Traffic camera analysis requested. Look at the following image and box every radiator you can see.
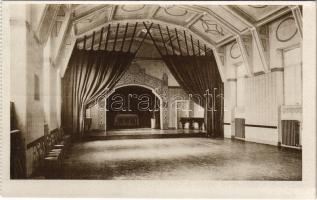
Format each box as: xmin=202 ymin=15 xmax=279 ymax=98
xmin=235 ymin=118 xmax=245 ymax=139
xmin=281 ymin=120 xmax=300 ymax=147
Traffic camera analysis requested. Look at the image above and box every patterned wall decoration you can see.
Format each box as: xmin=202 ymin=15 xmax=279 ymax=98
xmin=230 ymin=42 xmax=241 ymax=59
xmin=111 ymin=63 xmax=169 ymax=129
xmin=280 ymin=105 xmax=302 ymax=121
xmin=200 ymin=18 xmax=225 ymax=37
xmin=121 ymin=5 xmax=145 ymax=12
xmin=164 ymin=5 xmax=188 ymax=17
xmin=276 ymin=17 xmax=298 ymax=42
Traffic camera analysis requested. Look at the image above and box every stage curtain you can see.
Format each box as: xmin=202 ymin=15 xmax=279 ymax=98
xmin=162 ymin=54 xmax=224 ymax=137
xmin=62 ymin=48 xmax=135 ymax=138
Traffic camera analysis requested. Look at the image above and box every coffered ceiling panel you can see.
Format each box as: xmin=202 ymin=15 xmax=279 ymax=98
xmin=114 ymin=4 xmax=152 ymax=20
xmin=191 ymin=16 xmax=232 ymax=43
xmin=74 ymin=6 xmax=112 ymax=35
xmin=153 ymin=6 xmax=197 ymax=26
xmin=73 ymin=5 xmax=110 ymax=18
xmin=70 ymin=4 xmax=294 ymax=48
xmin=203 ymin=5 xmax=250 ymax=33
xmin=233 ymin=5 xmax=286 ymax=22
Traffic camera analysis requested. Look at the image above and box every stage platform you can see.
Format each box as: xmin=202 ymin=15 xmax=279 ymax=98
xmin=85 ymin=128 xmax=207 ymax=140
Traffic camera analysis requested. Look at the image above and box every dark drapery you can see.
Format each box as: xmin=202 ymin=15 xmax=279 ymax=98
xmin=141 ymin=22 xmax=224 ymax=137
xmin=62 ymin=49 xmax=135 ymax=137
xmin=162 ymin=54 xmax=224 ymax=137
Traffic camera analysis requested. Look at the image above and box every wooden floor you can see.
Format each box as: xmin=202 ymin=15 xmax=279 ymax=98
xmin=59 ymin=130 xmax=302 ymax=180
xmin=86 ymin=128 xmax=204 ymax=140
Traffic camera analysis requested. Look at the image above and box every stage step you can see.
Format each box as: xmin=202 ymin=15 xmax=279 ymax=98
xmin=84 ymin=133 xmax=207 ymax=141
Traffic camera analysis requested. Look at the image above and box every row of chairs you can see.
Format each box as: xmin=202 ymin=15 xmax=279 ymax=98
xmin=43 ymin=128 xmax=71 ymax=179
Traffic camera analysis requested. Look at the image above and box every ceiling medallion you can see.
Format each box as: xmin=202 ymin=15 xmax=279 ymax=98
xmin=230 ymin=42 xmax=241 ymax=59
xmin=200 ymin=19 xmax=225 ymax=37
xmin=164 ymin=5 xmax=188 ymax=17
xmin=248 ymin=5 xmax=268 ymax=8
xmin=121 ymin=5 xmax=145 ymax=12
xmin=276 ymin=17 xmax=298 ymax=42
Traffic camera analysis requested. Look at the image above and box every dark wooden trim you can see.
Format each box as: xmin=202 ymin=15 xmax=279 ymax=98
xmin=50 ymin=128 xmax=59 ymax=133
xmin=223 ymin=122 xmax=231 ymax=125
xmin=184 ymin=30 xmax=189 ymax=56
xmin=144 ymin=22 xmax=164 ymax=57
xmin=158 ymin=24 xmax=168 ymax=55
xmin=26 ymin=128 xmax=60 ymax=149
xmin=105 ymin=24 xmax=111 ymax=51
xmin=83 ymin=35 xmax=86 ymax=50
xmin=27 ymin=136 xmax=45 ymax=149
xmin=98 ymin=27 xmax=104 ymax=50
xmin=271 ymin=68 xmax=284 ymax=72
xmin=113 ymin=23 xmax=120 ymax=51
xmin=253 ymin=71 xmax=265 ymax=76
xmin=135 ymin=23 xmax=153 ymax=53
xmin=120 ymin=23 xmax=129 ymax=51
xmin=190 ymin=35 xmax=195 ymax=56
xmin=90 ymin=31 xmax=95 ymax=50
xmin=197 ymin=40 xmax=201 ymax=55
xmin=166 ymin=26 xmax=175 ymax=55
xmin=168 ymin=127 xmax=176 ymax=130
xmin=128 ymin=22 xmax=138 ymax=53
xmin=175 ymin=28 xmax=182 ymax=56
xmin=227 ymin=78 xmax=237 ymax=82
xmin=245 ymin=124 xmax=278 ymax=129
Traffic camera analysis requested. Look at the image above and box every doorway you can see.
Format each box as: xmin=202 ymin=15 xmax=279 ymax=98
xmin=106 ymin=85 xmax=160 ymax=130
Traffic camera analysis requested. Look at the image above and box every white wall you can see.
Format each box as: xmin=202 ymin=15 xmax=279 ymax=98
xmin=222 ymin=13 xmax=302 ymax=145
xmin=10 ymin=4 xmax=66 ymax=176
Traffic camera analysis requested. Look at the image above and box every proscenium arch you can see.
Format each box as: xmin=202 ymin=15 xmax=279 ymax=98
xmin=104 ymin=83 xmax=165 ymax=130
xmin=61 ymin=19 xmax=223 ymax=80
xmin=75 ymin=19 xmax=217 ymax=47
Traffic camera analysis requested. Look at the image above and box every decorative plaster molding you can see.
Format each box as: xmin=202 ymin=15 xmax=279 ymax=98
xmin=72 ymin=5 xmax=112 ymax=23
xmin=280 ymin=105 xmax=302 ymax=121
xmin=236 ymin=35 xmax=253 ymax=76
xmin=250 ymin=27 xmax=269 ymax=73
xmin=185 ymin=5 xmax=242 ymax=35
xmin=184 ymin=13 xmax=205 ymax=29
xmin=290 ymin=6 xmax=303 ymax=38
xmin=164 ymin=6 xmax=188 ymax=17
xmin=200 ymin=18 xmax=225 ymax=37
xmin=121 ymin=5 xmax=145 ymax=12
xmin=230 ymin=42 xmax=241 ymax=59
xmin=36 ymin=5 xmax=61 ymax=45
xmin=212 ymin=48 xmax=226 ymax=82
xmin=256 ymin=7 xmax=292 ymax=27
xmin=276 ymin=17 xmax=298 ymax=42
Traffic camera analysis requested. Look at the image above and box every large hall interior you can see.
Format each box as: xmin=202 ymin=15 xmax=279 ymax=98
xmin=9 ymin=4 xmax=303 ymax=180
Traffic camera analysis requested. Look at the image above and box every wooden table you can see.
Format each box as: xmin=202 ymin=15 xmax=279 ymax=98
xmin=180 ymin=117 xmax=204 ymax=130
xmin=114 ymin=114 xmax=139 ymax=128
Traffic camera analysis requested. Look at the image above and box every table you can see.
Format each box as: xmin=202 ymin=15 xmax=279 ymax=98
xmin=180 ymin=117 xmax=204 ymax=130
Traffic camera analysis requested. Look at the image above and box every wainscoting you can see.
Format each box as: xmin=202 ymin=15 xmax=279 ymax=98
xmin=245 ymin=126 xmax=279 ymax=146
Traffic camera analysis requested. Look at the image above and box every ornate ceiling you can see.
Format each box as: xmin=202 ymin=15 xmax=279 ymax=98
xmin=70 ymin=4 xmax=292 ymax=49
xmin=41 ymin=4 xmax=299 ymax=77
